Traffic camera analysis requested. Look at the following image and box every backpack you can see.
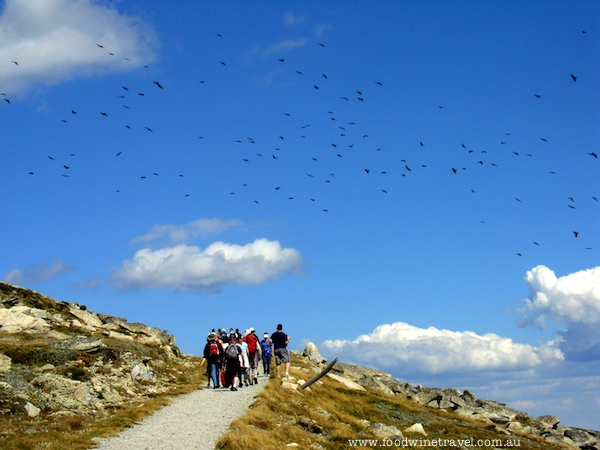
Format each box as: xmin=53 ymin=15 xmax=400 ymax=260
xmin=246 ymin=334 xmax=259 ymax=354
xmin=209 ymin=341 xmax=220 ymax=356
xmin=225 ymin=343 xmax=240 ymax=360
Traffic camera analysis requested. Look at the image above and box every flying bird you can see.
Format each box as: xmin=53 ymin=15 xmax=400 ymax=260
xmin=588 ymin=152 xmax=598 ymax=158
xmin=571 ymin=74 xmax=577 ymax=82
xmin=574 ymin=231 xmax=579 ymax=238
xmin=153 ymin=81 xmax=163 ymax=89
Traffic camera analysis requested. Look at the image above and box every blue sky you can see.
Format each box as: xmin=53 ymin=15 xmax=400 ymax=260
xmin=1 ymin=0 xmax=599 ymax=430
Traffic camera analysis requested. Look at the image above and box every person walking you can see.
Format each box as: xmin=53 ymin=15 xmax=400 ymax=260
xmin=270 ymin=324 xmax=290 ymax=378
xmin=223 ymin=335 xmax=242 ymax=391
xmin=245 ymin=328 xmax=260 ymax=384
xmin=200 ymin=333 xmax=223 ymax=388
xmin=260 ymin=332 xmax=273 ymax=376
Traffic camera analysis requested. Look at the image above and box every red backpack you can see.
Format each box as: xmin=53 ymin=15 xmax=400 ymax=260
xmin=246 ymin=334 xmax=259 ymax=355
xmin=209 ymin=341 xmax=221 ymax=356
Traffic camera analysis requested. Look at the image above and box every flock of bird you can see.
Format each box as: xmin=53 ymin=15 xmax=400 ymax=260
xmin=2 ymin=29 xmax=597 ymax=258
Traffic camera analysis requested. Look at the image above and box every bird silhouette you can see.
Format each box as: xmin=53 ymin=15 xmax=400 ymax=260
xmin=153 ymin=81 xmax=163 ymax=89
xmin=571 ymin=74 xmax=577 ymax=82
xmin=574 ymin=231 xmax=579 ymax=237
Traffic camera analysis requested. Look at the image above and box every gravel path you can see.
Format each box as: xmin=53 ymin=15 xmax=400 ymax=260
xmin=92 ymin=376 xmax=266 ymax=450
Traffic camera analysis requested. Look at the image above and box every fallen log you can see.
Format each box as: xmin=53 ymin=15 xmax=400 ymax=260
xmin=300 ymin=357 xmax=338 ymax=389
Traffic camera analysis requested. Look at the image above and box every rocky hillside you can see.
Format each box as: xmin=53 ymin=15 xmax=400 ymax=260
xmin=0 ymin=281 xmax=198 ymax=422
xmin=290 ymin=343 xmax=600 ymax=450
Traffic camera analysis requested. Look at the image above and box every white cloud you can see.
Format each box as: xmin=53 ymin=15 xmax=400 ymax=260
xmin=71 ymin=276 xmax=102 ymax=290
xmin=132 ymin=218 xmax=245 ymax=245
xmin=3 ymin=258 xmax=76 ymax=284
xmin=111 ymin=238 xmax=304 ymax=293
xmin=283 ymin=12 xmax=305 ymax=26
xmin=518 ymin=266 xmax=600 ymax=361
xmin=0 ymin=0 xmax=157 ymax=94
xmin=263 ymin=38 xmax=307 ymax=57
xmin=321 ymin=322 xmax=563 ymax=376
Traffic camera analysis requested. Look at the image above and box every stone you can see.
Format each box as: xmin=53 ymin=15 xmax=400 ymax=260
xmin=35 ymin=364 xmax=56 ymax=373
xmin=131 ymin=364 xmax=155 ymax=383
xmin=326 ymin=373 xmax=366 ymax=391
xmin=54 ymin=337 xmax=105 ymax=352
xmin=404 ymin=423 xmax=427 ymax=436
xmin=74 ymin=384 xmax=91 ymax=402
xmin=356 ymin=374 xmax=395 ymax=396
xmin=119 ymin=322 xmax=154 ymax=336
xmin=68 ymin=307 xmax=103 ymax=328
xmin=0 ymin=353 xmax=12 ymax=372
xmin=302 ymin=342 xmax=325 ymax=364
xmin=565 ymin=428 xmax=595 ymax=444
xmin=537 ymin=415 xmax=560 ymax=428
xmin=0 ymin=307 xmax=50 ymax=332
xmin=24 ymin=402 xmax=41 ymax=417
xmin=282 ymin=381 xmax=298 ymax=390
xmin=370 ymin=423 xmax=404 ymax=439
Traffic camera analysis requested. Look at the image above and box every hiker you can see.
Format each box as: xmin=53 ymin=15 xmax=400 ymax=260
xmin=200 ymin=333 xmax=223 ymax=388
xmin=239 ymin=331 xmax=250 ymax=386
xmin=260 ymin=332 xmax=273 ymax=376
xmin=270 ymin=324 xmax=290 ymax=378
xmin=223 ymin=335 xmax=242 ymax=391
xmin=245 ymin=327 xmax=260 ymax=384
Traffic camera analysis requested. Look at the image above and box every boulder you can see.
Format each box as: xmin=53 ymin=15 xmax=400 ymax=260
xmin=24 ymin=402 xmax=41 ymax=418
xmin=0 ymin=353 xmax=12 ymax=372
xmin=68 ymin=307 xmax=103 ymax=328
xmin=404 ymin=423 xmax=427 ymax=436
xmin=302 ymin=342 xmax=325 ymax=364
xmin=356 ymin=374 xmax=395 ymax=396
xmin=370 ymin=422 xmax=404 ymax=439
xmin=0 ymin=307 xmax=50 ymax=332
xmin=54 ymin=337 xmax=105 ymax=352
xmin=131 ymin=364 xmax=155 ymax=383
xmin=537 ymin=415 xmax=560 ymax=428
xmin=326 ymin=373 xmax=366 ymax=391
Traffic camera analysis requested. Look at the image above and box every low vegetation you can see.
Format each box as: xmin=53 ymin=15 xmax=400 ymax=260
xmin=216 ymin=355 xmax=562 ymax=450
xmin=0 ymin=333 xmax=205 ymax=450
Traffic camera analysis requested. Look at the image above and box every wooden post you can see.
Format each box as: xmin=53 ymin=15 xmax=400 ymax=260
xmin=300 ymin=358 xmax=338 ymax=389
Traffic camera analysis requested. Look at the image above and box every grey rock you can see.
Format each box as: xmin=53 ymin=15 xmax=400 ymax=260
xmin=0 ymin=353 xmax=12 ymax=372
xmin=302 ymin=342 xmax=325 ymax=364
xmin=24 ymin=401 xmax=41 ymax=417
xmin=370 ymin=422 xmax=404 ymax=439
xmin=537 ymin=415 xmax=560 ymax=428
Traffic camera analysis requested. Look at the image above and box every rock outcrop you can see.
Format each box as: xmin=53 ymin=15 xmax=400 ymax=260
xmin=301 ymin=342 xmax=599 ymax=450
xmin=0 ymin=282 xmax=195 ymax=419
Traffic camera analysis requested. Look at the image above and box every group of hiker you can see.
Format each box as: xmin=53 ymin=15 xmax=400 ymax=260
xmin=200 ymin=324 xmax=290 ymax=391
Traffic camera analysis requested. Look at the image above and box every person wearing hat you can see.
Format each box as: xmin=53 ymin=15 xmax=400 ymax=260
xmin=260 ymin=332 xmax=273 ymax=376
xmin=223 ymin=335 xmax=242 ymax=391
xmin=244 ymin=328 xmax=261 ymax=384
xmin=200 ymin=333 xmax=223 ymax=388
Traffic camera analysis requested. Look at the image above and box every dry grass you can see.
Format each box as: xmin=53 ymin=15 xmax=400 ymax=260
xmin=216 ymin=355 xmax=565 ymax=450
xmin=0 ymin=350 xmax=206 ymax=450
